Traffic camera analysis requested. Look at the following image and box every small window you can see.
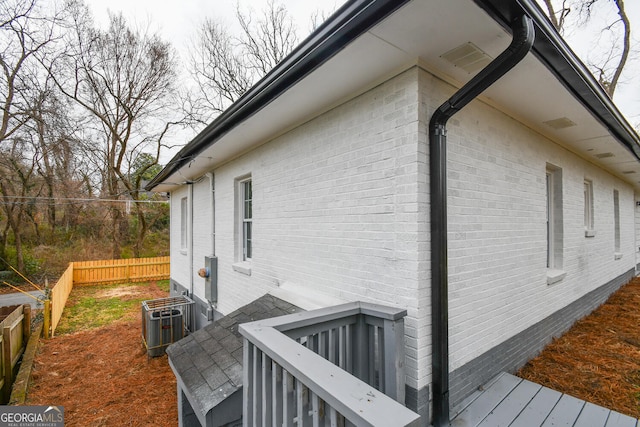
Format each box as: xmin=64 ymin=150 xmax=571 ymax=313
xmin=180 ymin=197 xmax=188 ymax=250
xmin=546 ymin=165 xmax=563 ymax=280
xmin=584 ymin=180 xmax=594 ymax=236
xmin=240 ymin=178 xmax=252 ymax=261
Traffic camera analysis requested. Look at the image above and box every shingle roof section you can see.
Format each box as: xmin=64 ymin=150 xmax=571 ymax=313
xmin=166 ymin=294 xmax=302 ymax=417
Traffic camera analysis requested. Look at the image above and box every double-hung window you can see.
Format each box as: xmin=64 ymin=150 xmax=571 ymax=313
xmin=242 ymin=179 xmax=252 ymax=260
xmin=584 ymin=180 xmax=595 ymax=237
xmin=613 ymin=189 xmax=621 ymax=258
xmin=546 ymin=164 xmax=564 ymax=284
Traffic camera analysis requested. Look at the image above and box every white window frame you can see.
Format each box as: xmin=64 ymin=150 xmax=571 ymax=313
xmin=546 ymin=165 xmax=565 ymax=284
xmin=241 ymin=178 xmax=252 ymax=261
xmin=584 ymin=179 xmax=595 ymax=237
xmin=180 ymin=197 xmax=188 ymax=251
xmin=613 ymin=189 xmax=621 ymax=258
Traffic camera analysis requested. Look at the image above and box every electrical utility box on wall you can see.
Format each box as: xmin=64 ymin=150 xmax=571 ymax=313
xmin=204 ymin=255 xmax=218 ymax=303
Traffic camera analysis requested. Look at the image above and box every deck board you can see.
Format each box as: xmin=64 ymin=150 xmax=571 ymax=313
xmin=574 ymin=402 xmax=610 ymax=426
xmin=541 ymin=394 xmax=585 ymax=426
xmin=452 ymin=373 xmax=521 ymax=427
xmin=604 ymin=411 xmax=638 ymax=427
xmin=451 ymin=372 xmax=639 ymax=427
xmin=509 ymin=385 xmax=562 ymax=427
xmin=478 ymin=380 xmax=541 ymax=427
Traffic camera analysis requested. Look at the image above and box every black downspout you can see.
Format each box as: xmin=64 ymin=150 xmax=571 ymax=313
xmin=429 ymin=15 xmax=535 ymax=427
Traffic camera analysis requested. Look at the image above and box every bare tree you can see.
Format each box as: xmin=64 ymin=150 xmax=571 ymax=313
xmin=0 ymin=0 xmax=58 ymax=146
xmin=187 ymin=0 xmax=298 ymax=126
xmin=236 ymin=0 xmax=298 ymax=76
xmin=543 ymin=0 xmax=572 ymax=33
xmin=50 ymin=6 xmax=178 ymax=258
xmin=579 ymin=0 xmax=631 ymax=97
xmin=0 ymin=0 xmax=65 ymax=271
xmin=541 ymin=0 xmax=632 ymax=97
xmin=30 ymin=78 xmax=86 ymax=233
xmin=0 ymin=136 xmax=40 ymax=272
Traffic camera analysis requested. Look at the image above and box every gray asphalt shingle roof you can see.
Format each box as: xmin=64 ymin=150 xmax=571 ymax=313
xmin=166 ymin=294 xmax=302 ymax=417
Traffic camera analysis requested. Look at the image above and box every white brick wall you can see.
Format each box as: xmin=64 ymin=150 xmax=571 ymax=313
xmin=170 ymin=186 xmax=190 ymax=289
xmin=170 ymin=64 xmax=638 ymax=399
xmin=191 ymin=177 xmax=214 ymax=303
xmin=189 ymin=68 xmax=428 ymax=391
xmin=419 ymin=68 xmax=637 ymax=372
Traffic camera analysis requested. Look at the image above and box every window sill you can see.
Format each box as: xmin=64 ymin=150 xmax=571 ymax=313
xmin=547 ymin=269 xmax=566 ymax=286
xmin=614 ymin=252 xmax=623 ymax=260
xmin=584 ymin=229 xmax=596 ymax=238
xmin=232 ymin=261 xmax=252 ymax=276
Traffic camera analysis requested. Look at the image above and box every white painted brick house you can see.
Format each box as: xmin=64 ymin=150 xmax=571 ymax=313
xmin=147 ymin=0 xmax=640 ymax=425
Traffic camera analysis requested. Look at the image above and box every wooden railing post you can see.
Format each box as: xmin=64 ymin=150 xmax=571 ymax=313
xmin=242 ymin=339 xmax=253 ymax=426
xmin=351 ymin=315 xmax=369 ymax=382
xmin=22 ymin=305 xmax=31 ymax=343
xmin=3 ymin=325 xmax=11 ymax=400
xmin=43 ymin=300 xmax=51 ymax=339
xmin=383 ymin=317 xmax=405 ymax=404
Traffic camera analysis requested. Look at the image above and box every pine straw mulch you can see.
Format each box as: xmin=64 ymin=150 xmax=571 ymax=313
xmin=517 ymin=276 xmax=640 ymax=418
xmin=24 ymin=283 xmax=177 ymax=426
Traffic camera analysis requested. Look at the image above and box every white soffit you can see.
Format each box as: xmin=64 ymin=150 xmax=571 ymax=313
xmin=371 ymin=0 xmax=640 ymax=184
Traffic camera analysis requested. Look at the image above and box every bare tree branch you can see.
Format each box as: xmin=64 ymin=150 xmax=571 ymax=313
xmin=186 ymin=1 xmax=297 ymax=127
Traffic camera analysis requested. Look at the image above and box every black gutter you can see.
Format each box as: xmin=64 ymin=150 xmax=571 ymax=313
xmin=429 ymin=15 xmax=534 ymax=427
xmin=146 ymin=0 xmax=411 ymax=191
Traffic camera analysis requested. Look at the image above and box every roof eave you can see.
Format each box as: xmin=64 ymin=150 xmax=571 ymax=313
xmin=146 ymin=0 xmax=412 ymax=191
xmin=148 ymin=0 xmax=640 ymax=191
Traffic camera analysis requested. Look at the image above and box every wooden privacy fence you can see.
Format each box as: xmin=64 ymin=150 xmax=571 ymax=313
xmin=44 ymin=256 xmax=170 ymax=338
xmin=73 ymin=256 xmax=170 ymax=286
xmin=0 ymin=305 xmax=31 ymax=403
xmin=46 ymin=264 xmax=74 ymax=339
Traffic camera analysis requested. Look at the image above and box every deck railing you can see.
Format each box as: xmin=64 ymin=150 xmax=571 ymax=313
xmin=240 ymin=302 xmax=420 ymax=427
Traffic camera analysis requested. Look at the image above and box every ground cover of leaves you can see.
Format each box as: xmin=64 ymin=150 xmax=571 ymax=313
xmin=518 ymin=276 xmax=640 ymax=418
xmin=25 ymin=281 xmax=177 ymax=426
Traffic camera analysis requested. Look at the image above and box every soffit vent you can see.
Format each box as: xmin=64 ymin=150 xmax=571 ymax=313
xmin=594 ymin=152 xmax=614 ymax=159
xmin=543 ymin=117 xmax=577 ymax=130
xmin=440 ymin=42 xmax=493 ymax=74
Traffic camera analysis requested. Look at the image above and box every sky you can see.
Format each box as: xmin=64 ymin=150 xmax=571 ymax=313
xmin=84 ymin=0 xmax=336 ymax=52
xmin=83 ymin=0 xmax=639 ymax=133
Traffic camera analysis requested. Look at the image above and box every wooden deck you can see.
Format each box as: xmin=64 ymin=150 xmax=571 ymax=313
xmin=451 ymin=372 xmax=639 ymax=427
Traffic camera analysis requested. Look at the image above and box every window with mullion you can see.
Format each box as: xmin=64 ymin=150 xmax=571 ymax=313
xmin=242 ymin=180 xmax=252 ymax=260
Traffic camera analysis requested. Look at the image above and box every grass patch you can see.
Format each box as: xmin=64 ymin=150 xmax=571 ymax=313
xmin=54 ymin=281 xmax=167 ymax=335
xmin=157 ymin=279 xmax=170 ymax=293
